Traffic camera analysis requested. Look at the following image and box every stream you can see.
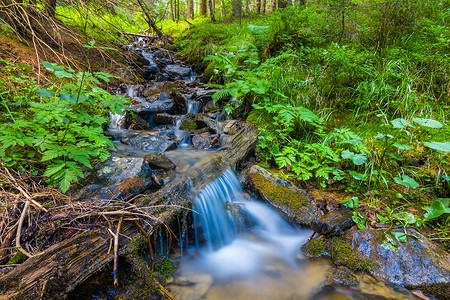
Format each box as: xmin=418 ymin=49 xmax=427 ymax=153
xmin=99 ymin=38 xmax=420 ymax=300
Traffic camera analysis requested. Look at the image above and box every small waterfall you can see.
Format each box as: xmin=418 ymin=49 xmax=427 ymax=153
xmin=193 ymin=170 xmax=241 ymax=250
xmin=109 ymin=113 xmax=125 ymax=130
xmin=186 ymin=99 xmax=201 ymax=114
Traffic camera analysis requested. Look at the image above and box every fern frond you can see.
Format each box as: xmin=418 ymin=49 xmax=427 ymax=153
xmin=212 ymin=89 xmax=231 ymax=104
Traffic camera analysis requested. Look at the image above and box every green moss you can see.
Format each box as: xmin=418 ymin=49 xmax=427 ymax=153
xmin=249 ymin=169 xmax=309 ymax=215
xmin=203 ymin=61 xmax=216 ymax=81
xmin=331 ymin=237 xmax=372 ymax=272
xmin=179 ymin=120 xmax=198 ymax=131
xmin=6 ymin=252 xmax=27 ymax=265
xmin=302 ymin=236 xmax=327 ymax=257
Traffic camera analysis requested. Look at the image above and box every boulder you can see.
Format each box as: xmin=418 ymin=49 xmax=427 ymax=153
xmin=167 ymin=89 xmax=188 ymax=114
xmin=74 ymin=157 xmax=155 ymax=200
xmin=154 ymin=113 xmax=176 ymax=125
xmin=243 ymin=165 xmax=318 ymax=226
xmin=192 ymin=133 xmax=213 ymax=150
xmin=349 ymin=228 xmax=450 ymax=298
xmin=310 ymin=209 xmax=354 ymax=236
xmin=121 ymin=134 xmax=177 ymax=152
xmin=144 ymin=152 xmax=177 ymax=170
xmin=164 ymin=64 xmax=192 ymax=78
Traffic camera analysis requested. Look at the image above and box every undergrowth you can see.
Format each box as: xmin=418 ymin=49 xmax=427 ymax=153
xmin=175 ymin=1 xmax=450 ymax=243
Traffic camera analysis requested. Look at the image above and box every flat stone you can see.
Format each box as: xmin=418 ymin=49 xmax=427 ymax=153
xmin=310 ymin=209 xmax=354 ymax=236
xmin=222 ymin=120 xmax=242 ymax=136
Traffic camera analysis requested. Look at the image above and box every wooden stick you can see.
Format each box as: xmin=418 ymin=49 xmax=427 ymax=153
xmin=158 ymin=282 xmax=177 ymax=300
xmin=113 ymin=216 xmax=123 ymax=286
xmin=15 ymin=200 xmax=34 ymax=258
xmin=134 ymin=220 xmax=155 ymax=271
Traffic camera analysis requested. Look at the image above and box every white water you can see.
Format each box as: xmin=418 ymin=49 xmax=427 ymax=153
xmin=169 ymin=171 xmax=320 ymax=299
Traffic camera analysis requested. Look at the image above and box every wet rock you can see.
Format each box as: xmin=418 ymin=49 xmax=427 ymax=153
xmin=301 ymin=235 xmax=330 ymax=258
xmin=192 ymin=132 xmax=213 ymax=150
xmin=73 ymin=157 xmax=155 ymax=200
xmin=327 ymin=266 xmax=358 ymax=285
xmin=131 ymin=98 xmax=174 ymax=114
xmin=168 ymin=274 xmax=213 ymax=300
xmin=154 ymin=113 xmax=176 ymax=125
xmin=167 ymin=89 xmax=187 ymax=114
xmin=222 ymin=120 xmax=242 ymax=136
xmin=349 ymin=228 xmax=450 ymax=298
xmin=310 ymin=209 xmax=354 ymax=236
xmin=144 ymin=152 xmax=176 ymax=170
xmin=121 ymin=133 xmax=177 ymax=152
xmin=164 ymin=64 xmax=191 ymax=78
xmin=243 ymin=165 xmax=318 ymax=226
xmin=128 ymin=114 xmax=151 ymax=130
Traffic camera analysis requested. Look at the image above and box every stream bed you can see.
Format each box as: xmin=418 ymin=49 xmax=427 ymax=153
xmin=84 ymin=38 xmax=424 ymax=299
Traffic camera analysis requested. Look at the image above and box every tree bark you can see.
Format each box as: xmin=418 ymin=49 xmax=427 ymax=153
xmin=232 ymin=0 xmax=242 ymax=17
xmin=256 ymin=0 xmax=261 ymax=13
xmin=269 ymin=0 xmax=276 ymax=12
xmin=200 ymin=0 xmax=207 ymax=16
xmin=262 ymin=0 xmax=266 ymax=13
xmin=187 ymin=0 xmax=194 ymax=19
xmin=209 ymin=0 xmax=216 ymax=22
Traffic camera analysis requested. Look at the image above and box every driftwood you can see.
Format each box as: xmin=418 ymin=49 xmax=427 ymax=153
xmin=0 ymin=123 xmax=256 ymax=299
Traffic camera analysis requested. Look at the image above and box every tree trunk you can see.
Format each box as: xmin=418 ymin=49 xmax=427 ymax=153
xmin=269 ymin=0 xmax=276 ymax=12
xmin=209 ymin=0 xmax=216 ymax=22
xmin=256 ymin=0 xmax=261 ymax=13
xmin=171 ymin=0 xmax=175 ymax=21
xmin=232 ymin=0 xmax=242 ymax=17
xmin=262 ymin=0 xmax=266 ymax=13
xmin=200 ymin=0 xmax=207 ymax=16
xmin=187 ymin=0 xmax=194 ymax=18
xmin=136 ymin=0 xmax=164 ymax=38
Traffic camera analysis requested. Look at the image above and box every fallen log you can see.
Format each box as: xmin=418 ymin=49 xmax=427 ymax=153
xmin=0 ymin=123 xmax=256 ymax=299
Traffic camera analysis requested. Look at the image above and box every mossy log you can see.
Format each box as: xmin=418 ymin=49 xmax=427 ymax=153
xmin=0 ymin=123 xmax=256 ymax=299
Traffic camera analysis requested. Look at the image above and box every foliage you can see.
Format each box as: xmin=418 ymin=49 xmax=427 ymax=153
xmin=0 ymin=56 xmax=130 ymax=192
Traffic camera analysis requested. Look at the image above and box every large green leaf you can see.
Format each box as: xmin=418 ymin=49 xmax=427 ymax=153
xmin=393 ymin=142 xmax=412 ymax=150
xmin=391 ymin=118 xmax=412 ymax=129
xmin=412 ymin=118 xmax=443 ymax=128
xmin=392 ymin=212 xmax=416 ymax=224
xmin=36 ymin=89 xmax=55 ymax=98
xmin=423 ymin=142 xmax=450 ymax=152
xmin=391 ymin=231 xmax=407 ymax=243
xmin=394 ymin=175 xmax=419 ymax=189
xmin=424 ymin=198 xmax=450 ymax=219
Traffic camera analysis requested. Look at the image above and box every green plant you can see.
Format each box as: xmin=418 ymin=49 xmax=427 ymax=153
xmin=340 ymin=197 xmax=367 ymax=229
xmin=0 ymin=47 xmax=130 ymax=192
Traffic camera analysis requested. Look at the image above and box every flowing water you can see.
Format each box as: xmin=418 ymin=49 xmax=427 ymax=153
xmin=99 ymin=40 xmax=420 ymax=300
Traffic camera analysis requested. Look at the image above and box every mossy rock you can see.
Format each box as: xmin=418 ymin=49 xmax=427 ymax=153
xmin=179 ymin=120 xmax=198 ymax=131
xmin=327 ymin=266 xmax=358 ymax=285
xmin=244 ymin=165 xmax=318 ymax=226
xmin=202 ymin=61 xmax=216 ymax=82
xmin=302 ymin=236 xmax=371 ymax=272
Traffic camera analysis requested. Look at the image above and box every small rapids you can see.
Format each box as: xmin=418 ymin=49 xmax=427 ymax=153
xmin=168 ymin=170 xmax=329 ymax=299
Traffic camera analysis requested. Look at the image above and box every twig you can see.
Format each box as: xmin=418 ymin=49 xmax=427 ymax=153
xmin=158 ymin=283 xmax=177 ymax=300
xmin=134 ymin=220 xmax=155 ymax=271
xmin=15 ymin=200 xmax=34 ymax=258
xmin=2 ymin=165 xmax=48 ymax=212
xmin=113 ymin=216 xmax=123 ymax=286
